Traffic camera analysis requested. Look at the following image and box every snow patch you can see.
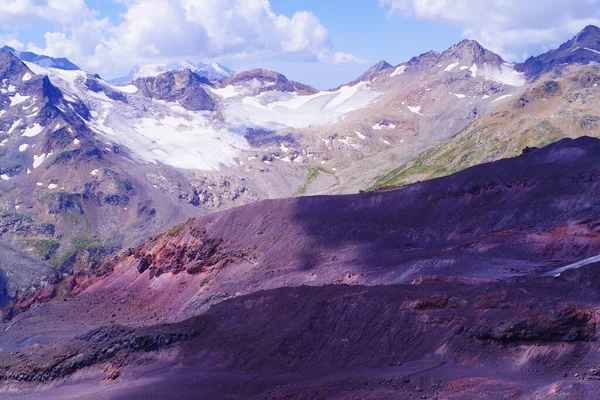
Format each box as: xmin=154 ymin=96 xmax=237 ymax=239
xmin=22 ymin=124 xmax=43 ymax=137
xmin=48 ymin=183 xmax=58 ymax=189
xmin=453 ymin=93 xmax=466 ymax=99
xmin=469 ymin=64 xmax=478 ymax=78
xmin=372 ymin=123 xmax=396 ymax=130
xmin=444 ymin=62 xmax=459 ymax=72
xmin=18 ymin=144 xmax=29 ymax=152
xmin=407 ymin=106 xmax=422 ymax=115
xmin=584 ymin=47 xmax=600 ymax=56
xmin=492 ymin=94 xmax=513 ymax=103
xmin=355 ymin=131 xmax=366 ymax=140
xmin=7 ymin=119 xmax=21 ymax=134
xmin=390 ymin=65 xmax=406 ymax=77
xmin=33 ymin=153 xmax=50 ymax=169
xmin=74 ymin=138 xmax=80 ymax=145
xmin=9 ymin=93 xmax=30 ymax=106
xmin=0 ymin=174 xmax=9 ymax=181
xmin=22 ymin=73 xmax=32 ymax=81
xmin=90 ymin=169 xmax=99 ymax=176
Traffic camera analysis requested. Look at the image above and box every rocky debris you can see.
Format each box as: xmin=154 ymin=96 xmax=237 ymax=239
xmin=131 ymin=225 xmax=257 ymax=279
xmin=44 ymin=192 xmax=84 ymax=215
xmin=0 ymin=322 xmax=198 ymax=383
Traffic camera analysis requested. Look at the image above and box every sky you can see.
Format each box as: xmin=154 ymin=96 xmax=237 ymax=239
xmin=0 ymin=0 xmax=599 ymax=89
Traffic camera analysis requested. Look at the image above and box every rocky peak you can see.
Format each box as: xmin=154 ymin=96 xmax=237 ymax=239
xmin=1 ymin=45 xmax=80 ymax=71
xmin=574 ymin=25 xmax=600 ymax=44
xmin=0 ymin=48 xmax=32 ymax=82
xmin=221 ymin=69 xmax=297 ymax=94
xmin=404 ymin=50 xmax=440 ymax=72
xmin=350 ymin=60 xmax=393 ymax=84
xmin=517 ymin=25 xmax=600 ymax=79
xmin=438 ymin=39 xmax=504 ymax=67
xmin=133 ymin=68 xmax=215 ymax=111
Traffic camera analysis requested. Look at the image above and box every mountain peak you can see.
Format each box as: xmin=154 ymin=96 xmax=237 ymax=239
xmin=440 ymin=39 xmax=503 ymax=66
xmin=2 ymin=46 xmax=80 ymax=71
xmin=348 ymin=60 xmax=393 ymax=86
xmin=517 ymin=24 xmax=600 ymax=79
xmin=110 ymin=61 xmax=234 ymax=86
xmin=574 ymin=24 xmax=600 ymax=44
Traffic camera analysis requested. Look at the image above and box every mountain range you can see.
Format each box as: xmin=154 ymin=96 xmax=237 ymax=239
xmin=0 ymin=24 xmax=600 ymax=399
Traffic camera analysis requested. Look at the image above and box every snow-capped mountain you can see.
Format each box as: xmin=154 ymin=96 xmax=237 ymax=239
xmin=110 ymin=61 xmax=234 ymax=85
xmin=1 ymin=45 xmax=80 ymax=71
xmin=517 ymin=25 xmax=600 ymax=78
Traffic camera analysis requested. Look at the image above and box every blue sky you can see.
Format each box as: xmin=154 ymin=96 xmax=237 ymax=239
xmin=0 ymin=0 xmax=599 ymax=89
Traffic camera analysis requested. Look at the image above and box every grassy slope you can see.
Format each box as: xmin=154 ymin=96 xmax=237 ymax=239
xmin=369 ymin=67 xmax=600 ymax=191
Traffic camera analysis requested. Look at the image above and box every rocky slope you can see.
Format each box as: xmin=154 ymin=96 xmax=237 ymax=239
xmin=0 ymin=25 xmax=599 ymax=312
xmin=3 ymin=137 xmax=600 ymax=398
xmin=517 ymin=25 xmax=600 ymax=79
xmin=369 ymin=65 xmax=600 ymax=190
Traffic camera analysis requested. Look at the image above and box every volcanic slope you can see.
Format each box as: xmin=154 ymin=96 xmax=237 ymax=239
xmin=3 ymin=137 xmax=600 ymax=398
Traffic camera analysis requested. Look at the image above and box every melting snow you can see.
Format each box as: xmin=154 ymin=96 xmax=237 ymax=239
xmin=492 ymin=94 xmax=514 ymax=103
xmin=444 ymin=62 xmax=459 ymax=72
xmin=8 ymin=119 xmax=21 ymax=134
xmin=33 ymin=153 xmax=49 ymax=169
xmin=0 ymin=139 xmax=7 ymax=146
xmin=408 ymin=106 xmax=422 ymax=115
xmin=372 ymin=123 xmax=396 ymax=130
xmin=90 ymin=169 xmax=99 ymax=176
xmin=220 ymin=81 xmax=381 ymax=130
xmin=22 ymin=124 xmax=43 ymax=137
xmin=10 ymin=93 xmax=30 ymax=106
xmin=48 ymin=183 xmax=58 ymax=189
xmin=460 ymin=66 xmax=469 ymax=70
xmin=469 ymin=64 xmax=478 ymax=78
xmin=19 ymin=144 xmax=29 ymax=152
xmin=584 ymin=47 xmax=600 ymax=56
xmin=453 ymin=93 xmax=466 ymax=99
xmin=379 ymin=137 xmax=390 ymax=145
xmin=355 ymin=131 xmax=366 ymax=140
xmin=22 ymin=73 xmax=32 ymax=81
xmin=390 ymin=65 xmax=407 ymax=77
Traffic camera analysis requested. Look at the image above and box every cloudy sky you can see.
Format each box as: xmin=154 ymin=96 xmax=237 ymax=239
xmin=1 ymin=0 xmax=599 ymax=89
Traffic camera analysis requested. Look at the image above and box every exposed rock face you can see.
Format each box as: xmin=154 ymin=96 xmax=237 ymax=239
xmin=348 ymin=60 xmax=393 ymax=85
xmin=133 ymin=68 xmax=215 ymax=111
xmin=0 ymin=46 xmax=80 ymax=71
xmin=437 ymin=39 xmax=504 ymax=68
xmin=518 ymin=25 xmax=600 ymax=79
xmin=221 ymin=68 xmax=301 ymax=94
xmin=4 ymin=137 xmax=600 ymax=397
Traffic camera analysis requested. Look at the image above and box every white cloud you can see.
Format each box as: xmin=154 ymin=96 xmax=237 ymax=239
xmin=380 ymin=0 xmax=600 ymax=60
xmin=330 ymin=52 xmax=370 ymax=65
xmin=0 ymin=0 xmax=364 ymax=77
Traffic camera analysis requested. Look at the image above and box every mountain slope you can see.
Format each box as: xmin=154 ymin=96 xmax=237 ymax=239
xmin=369 ymin=65 xmax=600 ymax=190
xmin=1 ymin=46 xmax=80 ymax=71
xmin=110 ymin=61 xmax=234 ymax=85
xmin=4 ymin=137 xmax=600 ymax=398
xmin=0 ymin=26 xmax=599 ymax=311
xmin=518 ymin=25 xmax=600 ymax=79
